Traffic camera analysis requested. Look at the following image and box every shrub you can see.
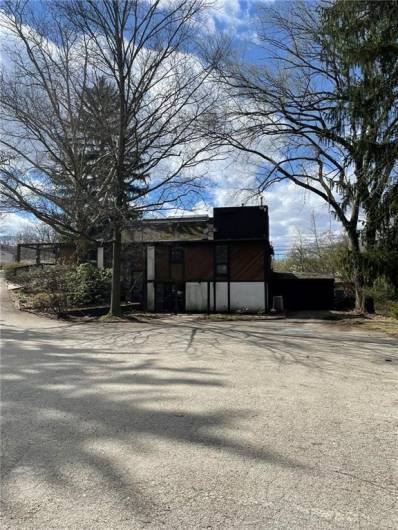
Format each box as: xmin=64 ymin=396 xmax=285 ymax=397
xmin=388 ymin=302 xmax=398 ymax=320
xmin=5 ymin=262 xmax=111 ymax=312
xmin=3 ymin=262 xmax=31 ymax=281
xmin=30 ymin=292 xmax=52 ymax=311
xmin=366 ymin=277 xmax=398 ymax=318
xmin=30 ymin=292 xmax=67 ymax=313
xmin=21 ymin=265 xmax=69 ymax=294
xmin=65 ymin=263 xmax=112 ymax=307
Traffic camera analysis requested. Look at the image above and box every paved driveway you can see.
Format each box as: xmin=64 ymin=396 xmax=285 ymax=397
xmin=1 ymin=278 xmax=397 ymax=529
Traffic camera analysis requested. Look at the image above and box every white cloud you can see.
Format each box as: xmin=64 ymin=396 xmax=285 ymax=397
xmin=0 ymin=212 xmax=36 ymax=237
xmin=264 ymin=181 xmax=342 ymax=250
xmin=204 ymin=0 xmax=274 ymax=39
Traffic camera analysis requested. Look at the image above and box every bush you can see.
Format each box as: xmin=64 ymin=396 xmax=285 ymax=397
xmin=18 ymin=265 xmax=69 ymax=293
xmin=6 ymin=262 xmax=112 ymax=313
xmin=366 ymin=277 xmax=398 ymax=319
xmin=388 ymin=302 xmax=398 ymax=319
xmin=66 ymin=263 xmax=112 ymax=307
xmin=3 ymin=262 xmax=31 ymax=281
xmin=30 ymin=292 xmax=52 ymax=311
xmin=30 ymin=292 xmax=67 ymax=313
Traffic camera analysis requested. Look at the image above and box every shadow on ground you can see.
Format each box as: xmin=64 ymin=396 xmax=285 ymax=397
xmin=1 ymin=323 xmax=309 ymax=519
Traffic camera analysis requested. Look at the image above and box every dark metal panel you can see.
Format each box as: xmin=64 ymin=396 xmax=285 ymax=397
xmin=214 ymin=206 xmax=269 ymax=240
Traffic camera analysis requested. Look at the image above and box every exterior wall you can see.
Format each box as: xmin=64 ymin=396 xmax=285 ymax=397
xmin=143 ymin=228 xmax=272 ymax=313
xmin=116 ymin=207 xmax=335 ymax=314
xmin=185 ymin=281 xmax=266 ymax=313
xmin=146 ymin=246 xmax=156 ymax=310
xmin=230 ymin=242 xmax=265 ymax=281
xmin=145 ymin=239 xmax=271 ymax=313
xmin=186 ymin=282 xmax=213 ymax=312
xmin=230 ymin=282 xmax=265 ymax=312
xmin=214 ymin=206 xmax=269 ymax=240
xmin=123 ymin=217 xmax=211 ymax=242
xmin=155 ymin=246 xmax=170 ymax=280
xmin=102 ymin=242 xmax=145 ymax=304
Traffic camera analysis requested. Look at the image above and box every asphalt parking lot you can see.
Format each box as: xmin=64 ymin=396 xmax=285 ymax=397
xmin=1 ymin=279 xmax=397 ymax=529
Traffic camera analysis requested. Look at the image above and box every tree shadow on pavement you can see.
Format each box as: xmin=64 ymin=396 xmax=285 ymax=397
xmin=158 ymin=319 xmax=398 ymax=379
xmin=1 ymin=324 xmax=309 ymax=521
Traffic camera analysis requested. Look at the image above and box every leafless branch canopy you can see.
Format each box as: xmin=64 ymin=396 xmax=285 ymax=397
xmin=0 ymin=0 xmax=221 ymax=240
xmin=205 ymin=1 xmax=398 ymax=247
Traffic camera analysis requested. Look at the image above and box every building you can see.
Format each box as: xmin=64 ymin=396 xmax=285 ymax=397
xmin=14 ymin=205 xmax=335 ymax=312
xmin=98 ymin=205 xmax=274 ymax=313
xmin=145 ymin=206 xmax=273 ymax=313
xmin=97 ymin=205 xmax=335 ymax=313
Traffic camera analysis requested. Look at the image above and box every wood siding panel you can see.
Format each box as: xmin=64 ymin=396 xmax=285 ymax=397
xmin=230 ymin=242 xmax=265 ymax=281
xmin=185 ymin=244 xmax=213 ymax=281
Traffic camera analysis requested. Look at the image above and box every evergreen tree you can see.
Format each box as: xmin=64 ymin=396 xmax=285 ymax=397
xmin=320 ymin=0 xmax=398 ymax=249
xmin=320 ymin=0 xmax=398 ymax=294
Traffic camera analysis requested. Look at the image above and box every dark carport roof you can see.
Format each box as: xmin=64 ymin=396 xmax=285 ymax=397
xmin=272 ymin=271 xmax=335 ymax=280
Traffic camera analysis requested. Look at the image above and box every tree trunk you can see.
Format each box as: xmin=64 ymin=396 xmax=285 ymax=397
xmin=75 ymin=236 xmax=89 ymax=263
xmin=109 ymin=225 xmax=122 ymax=317
xmin=348 ymin=230 xmax=366 ymax=313
xmin=353 ymin=266 xmax=365 ymax=313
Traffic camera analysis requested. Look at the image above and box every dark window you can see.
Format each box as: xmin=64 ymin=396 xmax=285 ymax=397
xmin=171 ymin=247 xmax=184 ymax=264
xmin=215 ymin=244 xmax=228 ymax=279
xmin=216 ymin=263 xmax=228 ymax=276
xmin=215 ymin=244 xmax=228 ymax=264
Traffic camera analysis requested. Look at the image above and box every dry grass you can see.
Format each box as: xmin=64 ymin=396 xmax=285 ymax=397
xmin=355 ymin=317 xmax=398 ymax=337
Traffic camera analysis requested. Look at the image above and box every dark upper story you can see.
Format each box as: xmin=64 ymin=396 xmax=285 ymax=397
xmin=142 ymin=206 xmax=273 ymax=285
xmin=152 ymin=238 xmax=271 ymax=284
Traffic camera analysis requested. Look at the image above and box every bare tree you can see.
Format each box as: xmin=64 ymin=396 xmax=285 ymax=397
xmin=274 ymin=214 xmax=350 ymax=279
xmin=0 ymin=0 xmax=220 ymax=315
xmin=205 ymin=1 xmax=398 ymax=312
xmin=15 ymin=222 xmax=58 ymax=244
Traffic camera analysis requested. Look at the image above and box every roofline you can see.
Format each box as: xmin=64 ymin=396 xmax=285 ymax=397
xmin=139 ymin=237 xmax=272 ymax=245
xmin=214 ymin=205 xmax=268 ymax=210
xmin=127 ymin=215 xmax=210 ymax=226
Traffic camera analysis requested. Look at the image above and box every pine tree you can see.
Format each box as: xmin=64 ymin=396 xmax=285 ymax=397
xmin=320 ymin=0 xmax=398 ymax=248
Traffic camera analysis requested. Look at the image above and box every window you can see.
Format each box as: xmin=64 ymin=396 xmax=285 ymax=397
xmin=215 ymin=244 xmax=228 ymax=279
xmin=171 ymin=247 xmax=184 ymax=264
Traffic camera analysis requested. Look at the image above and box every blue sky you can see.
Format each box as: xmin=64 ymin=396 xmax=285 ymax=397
xmin=0 ymin=0 xmax=342 ymax=251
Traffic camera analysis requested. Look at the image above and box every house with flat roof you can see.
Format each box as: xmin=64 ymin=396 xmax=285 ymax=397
xmin=143 ymin=206 xmax=273 ymax=313
xmin=15 ymin=205 xmax=335 ymax=312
